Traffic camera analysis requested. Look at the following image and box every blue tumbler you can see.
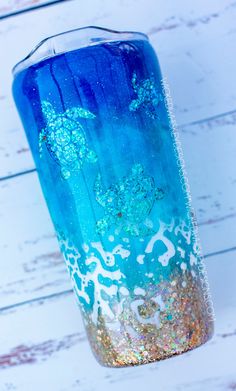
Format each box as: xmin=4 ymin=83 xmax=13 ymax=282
xmin=12 ymin=26 xmax=214 ymax=367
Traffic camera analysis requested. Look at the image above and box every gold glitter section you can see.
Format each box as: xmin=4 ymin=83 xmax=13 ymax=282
xmin=84 ymin=271 xmax=214 ymax=367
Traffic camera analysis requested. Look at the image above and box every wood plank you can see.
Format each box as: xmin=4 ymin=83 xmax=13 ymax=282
xmin=1 ymin=0 xmax=236 ymax=177
xmin=0 ymin=172 xmax=69 ymax=308
xmin=0 ymin=0 xmax=64 ymax=18
xmin=0 ymin=110 xmax=236 ymax=309
xmin=0 ymin=250 xmax=235 ymax=390
xmin=0 ymin=1 xmax=234 ymax=388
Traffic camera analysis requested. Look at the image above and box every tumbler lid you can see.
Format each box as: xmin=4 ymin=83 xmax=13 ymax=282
xmin=12 ymin=26 xmax=148 ymax=77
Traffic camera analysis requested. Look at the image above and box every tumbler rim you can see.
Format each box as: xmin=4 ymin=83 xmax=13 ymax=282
xmin=12 ymin=26 xmax=149 ymax=77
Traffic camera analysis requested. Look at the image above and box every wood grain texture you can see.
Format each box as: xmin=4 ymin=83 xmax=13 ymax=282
xmin=0 ymin=252 xmax=235 ymax=390
xmin=0 ymin=0 xmax=235 ymax=389
xmin=0 ymin=0 xmax=64 ymax=18
xmin=1 ymin=0 xmax=236 ymax=177
xmin=0 ymin=112 xmax=235 ymax=309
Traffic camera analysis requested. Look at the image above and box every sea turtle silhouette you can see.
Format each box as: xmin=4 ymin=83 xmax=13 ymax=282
xmin=129 ymin=72 xmax=163 ymax=119
xmin=39 ymin=101 xmax=97 ymax=179
xmin=94 ymin=163 xmax=164 ymax=236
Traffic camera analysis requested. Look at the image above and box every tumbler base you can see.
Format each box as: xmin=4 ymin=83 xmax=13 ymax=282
xmin=91 ymin=323 xmax=214 ymax=368
xmin=85 ymin=271 xmax=214 ymax=368
xmin=98 ymin=330 xmax=213 ymax=368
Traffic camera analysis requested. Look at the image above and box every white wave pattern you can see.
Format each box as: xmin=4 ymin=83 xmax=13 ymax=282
xmin=57 ymin=219 xmax=198 ymax=324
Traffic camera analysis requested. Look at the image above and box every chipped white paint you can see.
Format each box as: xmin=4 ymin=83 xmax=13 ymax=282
xmin=0 ymin=0 xmax=55 ymax=17
xmin=0 ymin=0 xmax=236 ymax=389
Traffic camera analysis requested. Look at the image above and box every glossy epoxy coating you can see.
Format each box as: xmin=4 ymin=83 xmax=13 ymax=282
xmin=13 ymin=32 xmax=213 ymax=366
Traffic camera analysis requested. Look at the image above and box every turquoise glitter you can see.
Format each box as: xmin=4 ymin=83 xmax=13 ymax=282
xmin=13 ymin=30 xmax=214 ymax=367
xmin=94 ymin=163 xmax=164 ymax=236
xmin=129 ymin=72 xmax=163 ymax=119
xmin=39 ymin=101 xmax=97 ymax=179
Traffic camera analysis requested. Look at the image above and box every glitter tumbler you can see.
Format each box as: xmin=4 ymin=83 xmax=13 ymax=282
xmin=13 ymin=26 xmax=214 ymax=367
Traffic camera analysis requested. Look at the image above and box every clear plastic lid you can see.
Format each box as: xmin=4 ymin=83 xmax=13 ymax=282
xmin=12 ymin=26 xmax=149 ymax=77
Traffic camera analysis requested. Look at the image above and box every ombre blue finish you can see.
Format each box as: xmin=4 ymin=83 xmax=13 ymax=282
xmin=13 ymin=37 xmax=206 ymax=335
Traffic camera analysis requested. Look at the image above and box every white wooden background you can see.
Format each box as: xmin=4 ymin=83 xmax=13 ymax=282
xmin=0 ymin=1 xmax=236 ymax=390
xmin=0 ymin=0 xmax=64 ymax=18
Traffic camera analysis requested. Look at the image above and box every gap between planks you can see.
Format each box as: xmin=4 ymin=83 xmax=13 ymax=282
xmin=0 ymin=245 xmax=235 ymax=314
xmin=0 ymin=0 xmax=72 ymax=20
xmin=1 ymin=107 xmax=236 ymax=183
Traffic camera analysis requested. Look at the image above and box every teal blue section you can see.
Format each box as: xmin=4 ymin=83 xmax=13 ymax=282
xmin=13 ymin=39 xmax=198 ymax=316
